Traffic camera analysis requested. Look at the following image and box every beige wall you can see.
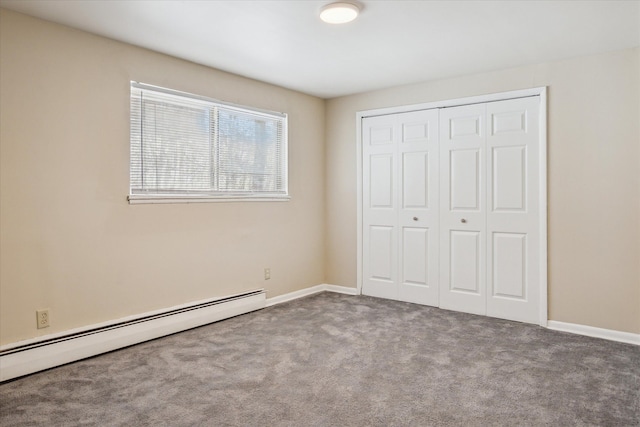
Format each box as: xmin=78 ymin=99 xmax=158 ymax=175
xmin=326 ymin=48 xmax=640 ymax=334
xmin=0 ymin=10 xmax=326 ymax=345
xmin=2 ymin=9 xmax=639 ymax=346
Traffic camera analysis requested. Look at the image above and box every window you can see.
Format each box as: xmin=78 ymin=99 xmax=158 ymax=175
xmin=129 ymin=82 xmax=288 ymax=203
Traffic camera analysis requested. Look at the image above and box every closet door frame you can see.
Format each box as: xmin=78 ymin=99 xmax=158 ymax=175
xmin=356 ymin=87 xmax=548 ymax=326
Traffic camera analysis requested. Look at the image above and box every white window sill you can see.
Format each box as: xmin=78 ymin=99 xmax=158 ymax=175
xmin=128 ymin=194 xmax=291 ymax=204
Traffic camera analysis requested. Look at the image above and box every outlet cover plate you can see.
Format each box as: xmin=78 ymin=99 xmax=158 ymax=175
xmin=36 ymin=309 xmax=50 ymax=329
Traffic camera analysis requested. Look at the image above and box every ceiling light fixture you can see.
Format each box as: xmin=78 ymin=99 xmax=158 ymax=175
xmin=320 ymin=2 xmax=360 ymax=24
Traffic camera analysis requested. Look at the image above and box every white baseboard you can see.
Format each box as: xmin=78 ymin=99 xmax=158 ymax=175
xmin=265 ymin=284 xmax=358 ymax=307
xmin=12 ymin=284 xmax=634 ymax=383
xmin=0 ymin=291 xmax=266 ymax=382
xmin=324 ymin=284 xmax=359 ymax=295
xmin=547 ymin=320 xmax=640 ymax=346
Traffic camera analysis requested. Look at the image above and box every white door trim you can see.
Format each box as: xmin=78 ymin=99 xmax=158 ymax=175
xmin=356 ymin=87 xmax=548 ymax=326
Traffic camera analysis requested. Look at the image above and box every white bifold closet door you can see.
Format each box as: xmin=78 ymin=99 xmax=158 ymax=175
xmin=362 ymin=109 xmax=439 ymax=306
xmin=363 ymin=95 xmax=541 ymax=325
xmin=439 ymin=96 xmax=540 ymax=323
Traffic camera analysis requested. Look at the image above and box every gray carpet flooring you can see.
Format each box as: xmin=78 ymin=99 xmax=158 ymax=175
xmin=1 ymin=292 xmax=639 ymax=426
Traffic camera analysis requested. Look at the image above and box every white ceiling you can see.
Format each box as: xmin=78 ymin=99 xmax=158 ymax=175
xmin=1 ymin=0 xmax=639 ymax=98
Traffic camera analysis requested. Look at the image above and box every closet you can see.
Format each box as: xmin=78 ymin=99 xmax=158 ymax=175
xmin=361 ymin=94 xmax=544 ymax=324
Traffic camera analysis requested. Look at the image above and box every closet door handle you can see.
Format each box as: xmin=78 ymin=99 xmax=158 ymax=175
xmin=413 ymin=217 xmax=419 ymax=221
xmin=461 ymin=218 xmax=467 ymax=223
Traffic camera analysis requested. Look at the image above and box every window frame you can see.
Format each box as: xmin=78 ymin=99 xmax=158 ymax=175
xmin=128 ymin=82 xmax=289 ymax=204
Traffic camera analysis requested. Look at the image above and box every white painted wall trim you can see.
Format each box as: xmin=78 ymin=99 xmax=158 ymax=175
xmin=0 ymin=291 xmax=266 ymax=382
xmin=547 ymin=321 xmax=640 ymax=346
xmin=538 ymin=88 xmax=548 ymax=328
xmin=265 ymin=284 xmax=358 ymax=307
xmin=359 ymin=87 xmax=546 ymax=118
xmin=266 ymin=285 xmax=326 ymax=306
xmin=356 ymin=112 xmax=364 ymax=295
xmin=324 ymin=284 xmax=359 ymax=295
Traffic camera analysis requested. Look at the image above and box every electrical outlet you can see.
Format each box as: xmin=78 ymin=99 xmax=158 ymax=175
xmin=36 ymin=309 xmax=50 ymax=329
xmin=264 ymin=268 xmax=271 ymax=280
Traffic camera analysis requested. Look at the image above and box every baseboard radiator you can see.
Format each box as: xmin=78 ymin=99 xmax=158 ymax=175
xmin=0 ymin=290 xmax=266 ymax=382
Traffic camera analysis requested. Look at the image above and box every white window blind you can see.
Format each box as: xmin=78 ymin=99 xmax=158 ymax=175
xmin=129 ymin=82 xmax=288 ymax=203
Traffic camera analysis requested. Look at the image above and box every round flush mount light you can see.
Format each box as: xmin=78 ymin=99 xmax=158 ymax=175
xmin=320 ymin=2 xmax=360 ymax=24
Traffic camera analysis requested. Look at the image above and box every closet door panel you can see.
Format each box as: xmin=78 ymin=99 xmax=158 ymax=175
xmin=492 ymin=232 xmax=526 ymax=299
xmin=398 ymin=110 xmax=439 ymax=306
xmin=486 ymin=97 xmax=540 ymax=323
xmin=449 ymin=230 xmax=481 ymax=294
xmin=439 ymin=104 xmax=487 ymax=316
xmin=369 ymin=225 xmax=395 ymax=282
xmin=450 ymin=149 xmax=481 ymax=211
xmin=402 ymin=152 xmax=429 ymax=209
xmin=362 ymin=115 xmax=398 ymax=300
xmin=401 ymin=226 xmax=428 ymax=285
xmin=369 ymin=154 xmax=394 ymax=209
xmin=492 ymin=146 xmax=526 ymax=212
